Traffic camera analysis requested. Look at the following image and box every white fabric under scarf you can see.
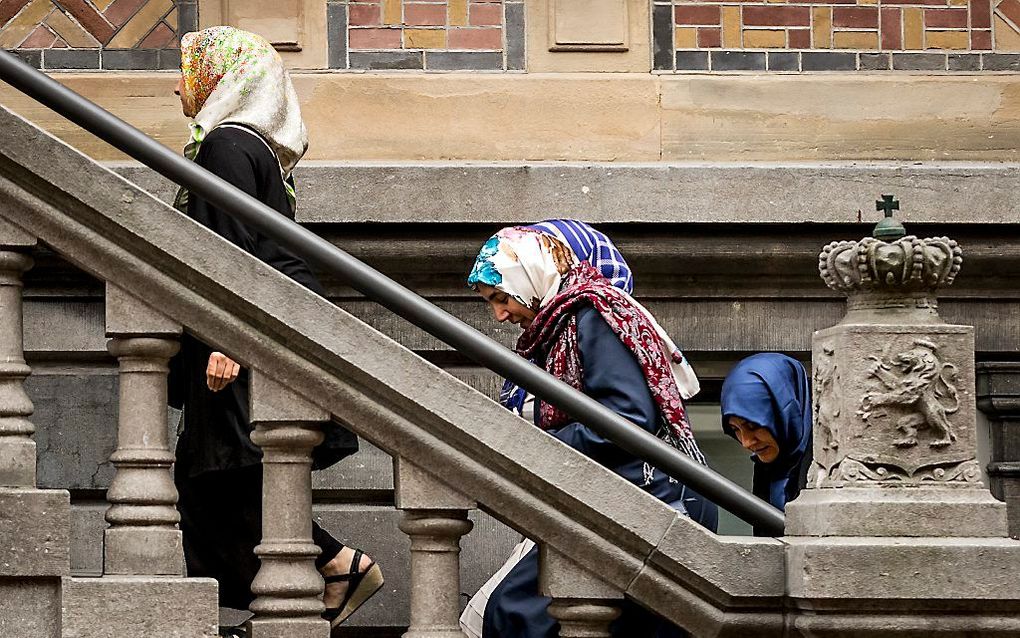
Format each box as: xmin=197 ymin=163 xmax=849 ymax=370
xmin=491 ymin=229 xmax=701 ymax=401
xmin=488 ymin=228 xmax=578 ymax=311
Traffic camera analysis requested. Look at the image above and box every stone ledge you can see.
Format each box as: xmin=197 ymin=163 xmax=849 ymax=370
xmin=110 ymin=162 xmax=1020 ymax=225
xmin=0 ymin=579 xmax=60 ymax=638
xmin=4 ymin=74 xmax=1020 ymax=163
xmin=61 ymin=576 xmax=219 ymax=638
xmin=785 ymin=536 xmax=1020 ymax=601
xmin=0 ymin=488 xmax=70 ymax=577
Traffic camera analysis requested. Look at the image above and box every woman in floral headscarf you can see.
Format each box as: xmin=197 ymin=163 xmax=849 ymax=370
xmin=168 ymin=26 xmax=381 ymax=633
xmin=463 ymin=226 xmax=717 ymax=638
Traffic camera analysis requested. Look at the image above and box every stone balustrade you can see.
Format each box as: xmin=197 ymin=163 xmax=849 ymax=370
xmin=395 ymin=458 xmax=475 ymax=638
xmin=0 ymin=219 xmax=37 ymax=489
xmin=104 ymin=284 xmax=185 ymax=576
xmin=16 ymin=98 xmax=1020 ymax=637
xmin=248 ymin=372 xmax=330 ymax=637
xmin=0 ymin=221 xmax=71 ymax=638
xmin=542 ymin=547 xmax=624 ymax=638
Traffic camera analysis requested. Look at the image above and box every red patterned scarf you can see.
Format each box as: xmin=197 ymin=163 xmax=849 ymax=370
xmin=516 ymin=264 xmax=706 ymax=464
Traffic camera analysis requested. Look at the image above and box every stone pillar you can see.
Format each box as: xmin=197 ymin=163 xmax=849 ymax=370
xmin=783 ymin=210 xmax=1020 ymax=636
xmin=0 ymin=227 xmax=36 ymax=488
xmin=248 ymin=371 xmax=330 ymax=638
xmin=977 ymin=363 xmax=1020 ymax=537
xmin=540 ymin=547 xmax=623 ymax=638
xmin=0 ymin=221 xmax=71 ymax=638
xmin=104 ymin=284 xmax=184 ymax=575
xmin=395 ymin=458 xmax=475 ymax=638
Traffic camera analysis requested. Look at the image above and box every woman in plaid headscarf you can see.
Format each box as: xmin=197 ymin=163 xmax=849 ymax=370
xmin=463 ymin=225 xmax=716 ymax=638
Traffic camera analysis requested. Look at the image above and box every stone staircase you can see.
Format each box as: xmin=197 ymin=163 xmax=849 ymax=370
xmin=5 ymin=93 xmax=1020 ymax=637
xmin=0 ymin=104 xmax=785 ymax=637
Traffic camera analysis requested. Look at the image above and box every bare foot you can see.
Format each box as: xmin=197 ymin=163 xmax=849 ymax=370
xmin=321 ymin=546 xmax=373 ymax=610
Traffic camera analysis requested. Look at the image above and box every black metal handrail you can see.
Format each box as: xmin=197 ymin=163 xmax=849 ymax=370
xmin=0 ymin=50 xmax=785 ymax=536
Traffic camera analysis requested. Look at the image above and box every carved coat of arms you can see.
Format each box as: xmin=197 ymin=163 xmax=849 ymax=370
xmin=858 ymin=339 xmax=960 ymax=449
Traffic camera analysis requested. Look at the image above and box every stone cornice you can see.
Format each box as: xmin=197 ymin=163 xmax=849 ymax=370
xmin=111 ymin=162 xmax=1020 ymax=225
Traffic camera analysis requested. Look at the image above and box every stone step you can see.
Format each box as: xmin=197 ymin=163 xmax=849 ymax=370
xmin=0 ymin=487 xmax=71 ymax=638
xmin=60 ymin=576 xmax=219 ymax=638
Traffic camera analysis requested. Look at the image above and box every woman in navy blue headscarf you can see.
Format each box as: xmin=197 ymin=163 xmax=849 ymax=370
xmin=721 ymin=353 xmax=812 ymax=534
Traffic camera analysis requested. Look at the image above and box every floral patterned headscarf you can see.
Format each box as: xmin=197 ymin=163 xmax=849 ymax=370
xmin=178 ymin=26 xmax=307 ymax=185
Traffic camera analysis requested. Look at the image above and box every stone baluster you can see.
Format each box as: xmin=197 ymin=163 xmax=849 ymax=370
xmin=540 ymin=546 xmax=623 ymax=638
xmin=248 ymin=371 xmax=330 ymax=637
xmin=395 ymin=457 xmax=475 ymax=638
xmin=0 ymin=220 xmax=70 ymax=638
xmin=103 ymin=283 xmax=184 ymax=575
xmin=0 ymin=221 xmax=37 ymax=488
xmin=977 ymin=362 xmax=1020 ymax=537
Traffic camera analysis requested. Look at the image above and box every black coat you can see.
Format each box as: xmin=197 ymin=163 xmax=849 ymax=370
xmin=169 ymin=125 xmax=358 ymax=476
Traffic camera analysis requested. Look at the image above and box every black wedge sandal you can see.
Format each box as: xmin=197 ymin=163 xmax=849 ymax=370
xmin=322 ymin=548 xmax=385 ymax=631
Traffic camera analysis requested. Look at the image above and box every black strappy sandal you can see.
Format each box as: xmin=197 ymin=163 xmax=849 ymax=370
xmin=322 ymin=549 xmax=385 ymax=630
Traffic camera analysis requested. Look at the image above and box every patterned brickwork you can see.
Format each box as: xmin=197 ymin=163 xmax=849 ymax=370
xmin=326 ymin=0 xmax=525 ymax=70
xmin=655 ymin=0 xmax=1020 ymax=70
xmin=2 ymin=0 xmax=197 ymax=70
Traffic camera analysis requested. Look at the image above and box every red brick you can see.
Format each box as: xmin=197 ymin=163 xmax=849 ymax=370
xmin=998 ymin=0 xmax=1020 ymax=27
xmin=59 ymin=0 xmax=116 ymax=44
xmin=20 ymin=25 xmax=56 ymax=49
xmin=470 ymin=3 xmax=503 ymax=25
xmin=405 ymin=3 xmax=446 ymax=26
xmin=881 ymin=0 xmax=951 ymax=5
xmin=448 ymin=26 xmax=502 ymax=48
xmin=674 ymin=4 xmax=721 ymax=25
xmin=349 ymin=3 xmax=381 ymax=25
xmin=788 ymin=28 xmax=811 ymax=48
xmin=971 ymin=0 xmax=992 ymax=27
xmin=0 ymin=0 xmax=31 ymax=28
xmin=139 ymin=22 xmax=176 ymax=48
xmin=103 ymin=0 xmax=147 ymax=27
xmin=972 ymin=28 xmax=992 ymax=48
xmin=697 ymin=27 xmax=722 ymax=47
xmin=880 ymin=8 xmax=902 ymax=49
xmin=742 ymin=6 xmax=810 ymax=26
xmin=924 ymin=8 xmax=968 ymax=27
xmin=51 ymin=37 xmax=68 ymax=48
xmin=348 ymin=27 xmax=402 ymax=49
xmin=833 ymin=6 xmax=878 ymax=27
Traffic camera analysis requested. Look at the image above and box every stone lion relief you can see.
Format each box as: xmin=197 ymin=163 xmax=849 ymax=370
xmin=857 ymin=339 xmax=960 ymax=449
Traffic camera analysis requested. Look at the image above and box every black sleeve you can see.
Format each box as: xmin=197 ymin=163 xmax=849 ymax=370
xmin=187 ymin=132 xmax=260 ymax=254
xmin=549 ymin=305 xmax=660 ymax=465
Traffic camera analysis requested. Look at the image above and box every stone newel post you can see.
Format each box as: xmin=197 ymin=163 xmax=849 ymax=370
xmin=786 ymin=210 xmax=1007 ymax=537
xmin=782 ymin=202 xmax=1020 ymax=638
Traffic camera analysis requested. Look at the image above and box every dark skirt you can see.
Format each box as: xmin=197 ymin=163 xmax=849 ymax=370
xmin=482 ymin=484 xmax=718 ymax=638
xmin=175 ymin=463 xmax=345 ymax=610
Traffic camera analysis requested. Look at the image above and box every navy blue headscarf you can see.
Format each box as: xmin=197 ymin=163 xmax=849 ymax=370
xmin=721 ymin=353 xmax=812 ymax=517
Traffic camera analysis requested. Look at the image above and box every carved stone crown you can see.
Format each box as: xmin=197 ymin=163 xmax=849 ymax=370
xmin=819 ymin=235 xmax=963 ymax=304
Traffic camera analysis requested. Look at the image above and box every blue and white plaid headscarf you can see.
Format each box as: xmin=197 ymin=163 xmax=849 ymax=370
xmin=525 ymin=219 xmax=634 ymax=294
xmin=499 ymin=219 xmax=635 ymax=416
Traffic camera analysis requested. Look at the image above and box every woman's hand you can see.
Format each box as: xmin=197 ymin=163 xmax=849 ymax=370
xmin=206 ymin=352 xmax=240 ymax=392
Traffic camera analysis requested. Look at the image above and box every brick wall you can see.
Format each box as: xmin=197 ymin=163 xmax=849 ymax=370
xmin=0 ymin=0 xmax=195 ymax=70
xmin=654 ymin=0 xmax=1020 ymax=71
xmin=4 ymin=0 xmax=1019 ymax=72
xmin=328 ymin=0 xmax=525 ymax=70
